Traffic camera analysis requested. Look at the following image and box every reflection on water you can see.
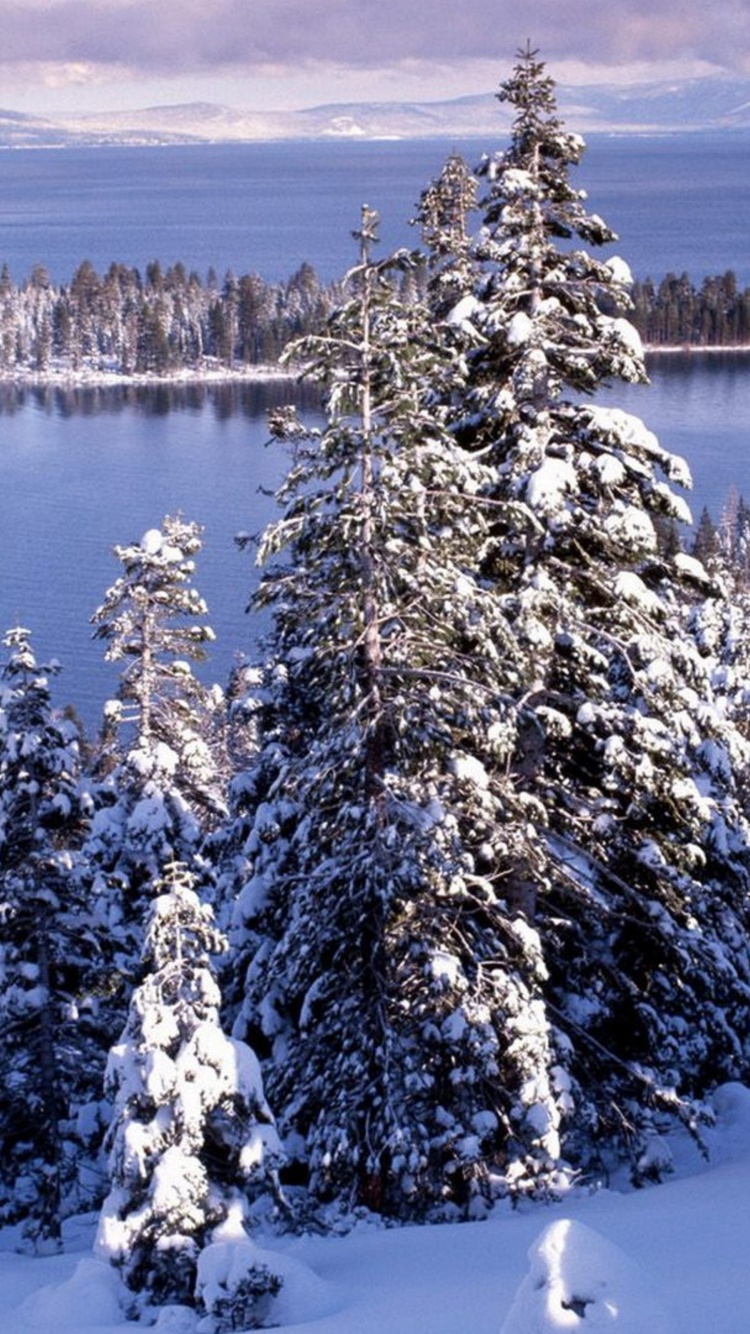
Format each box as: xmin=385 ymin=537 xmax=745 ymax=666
xmin=647 ymin=350 xmax=750 ymax=374
xmin=0 ymin=376 xmax=322 ymax=420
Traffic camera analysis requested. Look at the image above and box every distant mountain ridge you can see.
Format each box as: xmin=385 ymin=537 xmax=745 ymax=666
xmin=4 ymin=76 xmax=750 ymax=148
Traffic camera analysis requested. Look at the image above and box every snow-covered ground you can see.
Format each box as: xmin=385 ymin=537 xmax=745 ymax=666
xmin=5 ymin=1082 xmax=750 ymax=1333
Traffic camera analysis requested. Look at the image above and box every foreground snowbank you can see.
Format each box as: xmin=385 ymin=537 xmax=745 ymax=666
xmin=500 ymin=1219 xmax=673 ymax=1332
xmin=3 ymin=1083 xmax=750 ymax=1334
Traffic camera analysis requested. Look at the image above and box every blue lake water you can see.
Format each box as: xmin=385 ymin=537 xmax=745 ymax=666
xmin=0 ymin=381 xmax=320 ymax=727
xmin=1 ymin=134 xmax=750 ymax=286
xmin=0 ymin=355 xmax=746 ymax=731
xmin=599 ymin=351 xmax=750 ymax=523
xmin=1 ymin=134 xmax=749 ymax=728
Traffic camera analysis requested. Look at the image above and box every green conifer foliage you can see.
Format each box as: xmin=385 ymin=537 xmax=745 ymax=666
xmin=226 ymin=209 xmax=572 ymax=1221
xmin=442 ymin=46 xmax=750 ymax=1174
xmin=0 ymin=628 xmax=99 ymax=1249
xmin=97 ymin=861 xmax=283 ymax=1320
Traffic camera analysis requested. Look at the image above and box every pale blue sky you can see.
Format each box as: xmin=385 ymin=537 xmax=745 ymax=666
xmin=1 ymin=0 xmax=746 ymax=116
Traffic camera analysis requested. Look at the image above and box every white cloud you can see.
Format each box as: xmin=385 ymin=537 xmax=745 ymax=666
xmin=1 ymin=0 xmax=748 ymax=113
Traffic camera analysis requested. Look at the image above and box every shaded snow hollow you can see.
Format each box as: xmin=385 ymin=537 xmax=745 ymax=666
xmin=5 ymin=1083 xmax=750 ymax=1332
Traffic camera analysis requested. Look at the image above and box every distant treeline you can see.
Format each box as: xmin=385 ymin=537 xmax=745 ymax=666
xmin=0 ymin=258 xmax=340 ymax=375
xmin=630 ymin=270 xmax=750 ymax=347
xmin=1 ymin=259 xmax=750 ymax=377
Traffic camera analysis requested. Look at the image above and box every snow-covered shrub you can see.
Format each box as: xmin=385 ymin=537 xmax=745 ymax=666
xmin=195 ymin=1216 xmax=282 ymax=1332
xmin=500 ymin=1217 xmax=672 ymax=1332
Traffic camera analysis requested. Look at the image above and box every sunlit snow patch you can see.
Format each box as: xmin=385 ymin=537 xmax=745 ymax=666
xmin=17 ymin=1256 xmax=123 ymax=1329
xmin=500 ymin=1217 xmax=673 ymax=1332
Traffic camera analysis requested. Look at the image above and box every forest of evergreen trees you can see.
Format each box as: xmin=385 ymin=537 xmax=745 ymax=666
xmin=631 ymin=270 xmax=750 ymax=347
xmin=0 ymin=257 xmax=338 ymax=374
xmin=6 ymin=45 xmax=750 ymax=1331
xmin=1 ymin=242 xmax=749 ymax=382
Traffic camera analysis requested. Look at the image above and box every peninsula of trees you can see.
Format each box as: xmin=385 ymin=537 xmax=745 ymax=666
xmin=0 ymin=258 xmax=337 ymax=376
xmin=5 ymin=47 xmax=750 ymax=1331
xmin=1 ymin=247 xmax=749 ymax=383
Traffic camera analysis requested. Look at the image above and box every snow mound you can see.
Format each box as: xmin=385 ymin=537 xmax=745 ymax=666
xmin=703 ymin=1082 xmax=750 ymax=1165
xmin=17 ymin=1256 xmax=123 ymax=1329
xmin=141 ymin=528 xmax=164 ymax=554
xmin=264 ymin=1246 xmax=335 ymax=1327
xmin=500 ymin=1218 xmax=673 ymax=1332
xmin=152 ymin=1308 xmax=199 ymax=1332
xmin=196 ymin=1231 xmax=332 ymax=1331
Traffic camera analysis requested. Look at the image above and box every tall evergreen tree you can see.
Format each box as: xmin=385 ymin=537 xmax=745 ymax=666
xmin=225 ymin=208 xmax=569 ymax=1221
xmin=691 ymin=505 xmax=721 ymax=571
xmin=439 ymin=46 xmax=750 ymax=1177
xmin=87 ymin=514 xmax=223 ymax=918
xmin=415 ymin=151 xmax=479 ymax=316
xmin=91 ymin=513 xmax=217 ymax=775
xmin=0 ymin=628 xmax=100 ymax=1249
xmin=230 ymin=50 xmax=750 ymax=1218
xmin=690 ymin=491 xmax=750 ymax=756
xmin=83 ymin=517 xmax=225 ymax=1107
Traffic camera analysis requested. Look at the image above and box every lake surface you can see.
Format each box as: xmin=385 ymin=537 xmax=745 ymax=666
xmin=1 ymin=134 xmax=750 ymax=286
xmin=599 ymin=351 xmax=750 ymax=523
xmin=0 ymin=355 xmax=747 ymax=730
xmin=0 ymin=380 xmax=322 ymax=728
xmin=1 ymin=134 xmax=749 ymax=728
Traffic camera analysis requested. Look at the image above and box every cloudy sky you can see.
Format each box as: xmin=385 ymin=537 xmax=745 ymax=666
xmin=2 ymin=0 xmax=748 ymax=117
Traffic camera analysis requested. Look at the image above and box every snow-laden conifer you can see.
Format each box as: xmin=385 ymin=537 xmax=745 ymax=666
xmin=91 ymin=513 xmax=222 ymax=817
xmin=223 ymin=50 xmax=750 ymax=1217
xmin=416 ymin=151 xmax=479 ymax=318
xmin=225 ymin=208 xmax=572 ymax=1221
xmin=441 ymin=46 xmax=750 ymax=1174
xmin=0 ymin=627 xmax=101 ymax=1249
xmin=689 ymin=491 xmax=750 ymax=789
xmin=97 ymin=860 xmax=283 ymax=1323
xmin=87 ymin=515 xmax=223 ymax=921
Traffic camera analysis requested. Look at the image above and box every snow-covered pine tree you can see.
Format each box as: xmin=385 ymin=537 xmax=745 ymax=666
xmin=91 ymin=513 xmax=221 ymax=800
xmin=718 ymin=488 xmax=750 ymax=587
xmin=415 ymin=151 xmax=479 ymax=317
xmin=0 ymin=627 xmax=101 ymax=1249
xmin=87 ymin=514 xmax=223 ymax=917
xmin=691 ymin=505 xmax=722 ymax=571
xmin=224 ymin=208 xmax=573 ymax=1222
xmin=97 ymin=860 xmax=283 ymax=1324
xmin=689 ymin=492 xmax=750 ymax=758
xmin=439 ymin=46 xmax=750 ymax=1175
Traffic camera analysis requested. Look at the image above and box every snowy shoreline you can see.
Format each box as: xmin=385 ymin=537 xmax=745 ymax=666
xmin=2 ymin=346 xmax=750 ymax=390
xmin=645 ymin=343 xmax=750 ymax=356
xmin=0 ymin=362 xmax=299 ymax=389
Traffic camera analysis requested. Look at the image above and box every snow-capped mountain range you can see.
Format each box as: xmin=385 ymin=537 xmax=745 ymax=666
xmin=3 ymin=76 xmax=750 ymax=147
